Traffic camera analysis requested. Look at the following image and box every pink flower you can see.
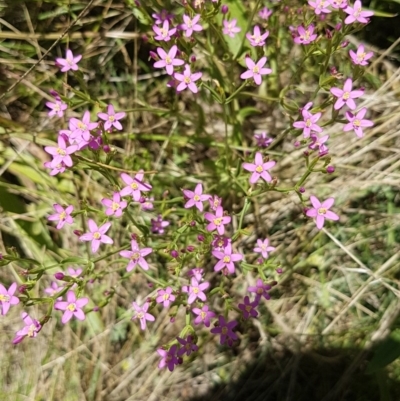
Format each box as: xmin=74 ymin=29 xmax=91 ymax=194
xmin=330 ymin=0 xmax=348 ymax=9
xmin=344 ymin=0 xmax=373 ymax=24
xmin=183 ymin=183 xmax=209 ymax=211
xmin=293 ymin=110 xmax=323 ymax=138
xmin=120 ymin=171 xmax=152 ymax=201
xmin=119 ymin=240 xmax=152 ymax=272
xmin=157 ymin=345 xmax=179 ymax=371
xmin=97 ymin=104 xmax=126 ymax=131
xmin=67 ymin=267 xmax=82 ymax=277
xmin=174 ymin=64 xmax=202 ymax=93
xmin=308 ymin=0 xmax=331 ymax=14
xmin=181 ymin=14 xmax=203 ymax=37
xmin=153 ymin=45 xmax=184 ymax=75
xmin=101 ymin=192 xmax=127 ymax=217
xmin=246 ymin=26 xmax=269 ymax=47
xmin=211 ymin=235 xmax=229 ymax=251
xmin=349 ymin=44 xmax=373 ymax=66
xmin=254 ymin=238 xmax=275 ymax=259
xmin=330 ymin=78 xmax=364 ymax=110
xmin=44 ymin=135 xmax=77 ymax=168
xmin=132 ymin=301 xmax=155 ymax=330
xmin=177 ymin=336 xmax=198 ymax=356
xmin=210 ymin=316 xmax=238 ymax=345
xmin=204 ymin=206 xmax=231 ymax=235
xmin=222 ymin=19 xmax=241 ymax=38
xmin=156 ymin=287 xmax=176 ymax=308
xmin=306 ymin=195 xmax=340 ymax=229
xmin=212 ymin=242 xmax=243 ymax=274
xmin=208 ymin=195 xmax=222 ymax=211
xmin=248 ymin=278 xmax=271 ymax=301
xmin=54 ymin=291 xmax=88 ymax=324
xmin=153 ymin=20 xmax=176 ymax=41
xmin=343 ymin=107 xmax=374 ymax=138
xmin=12 ymin=312 xmax=41 ymax=344
xmin=188 ymin=268 xmax=204 ymax=281
xmin=182 ymin=277 xmax=209 ymax=304
xmin=46 ymin=99 xmax=67 ymax=118
xmin=56 ymin=49 xmax=82 ymax=72
xmin=151 ymin=215 xmax=169 ymax=234
xmin=0 ymin=282 xmax=19 ymax=315
xmin=47 ymin=204 xmax=74 ymax=229
xmin=242 ymin=152 xmax=276 ymax=184
xmin=259 ymin=7 xmax=273 ymax=19
xmin=140 ymin=197 xmax=154 ymax=211
xmin=192 ymin=304 xmax=216 ymax=327
xmin=240 ymin=57 xmax=272 ymax=85
xmin=44 ymin=281 xmax=63 ymax=298
xmin=69 ymin=111 xmax=98 ymax=141
xmin=44 ymin=160 xmax=66 ymax=176
xmin=152 ymin=9 xmax=174 ymax=25
xmin=309 ymin=134 xmax=330 ymax=154
xmin=238 ymin=296 xmax=258 ymax=319
xmin=254 ymin=132 xmax=273 ymax=148
xmin=293 ymin=24 xmax=317 ymax=45
xmin=79 ymin=219 xmax=113 ymax=253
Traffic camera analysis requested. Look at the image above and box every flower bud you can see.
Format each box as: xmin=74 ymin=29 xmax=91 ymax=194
xmin=276 ymin=268 xmax=283 ymax=274
xmin=93 ymin=306 xmax=99 ymax=312
xmin=73 ymin=230 xmax=82 ymax=237
xmin=149 ymin=51 xmax=158 ymax=60
xmin=103 ymin=145 xmax=111 ymax=153
xmin=299 ymin=187 xmax=305 ymax=193
xmin=190 ymin=55 xmax=196 ymax=63
xmin=221 ymin=5 xmax=229 ymax=14
xmin=170 ymin=316 xmax=176 ymax=323
xmin=326 ymin=165 xmax=335 ymax=174
xmin=141 ymin=34 xmax=148 ymax=43
xmin=186 ymin=245 xmax=195 ymax=252
xmin=335 ymin=23 xmax=342 ymax=31
xmin=341 ymin=41 xmax=349 ymax=48
xmin=190 ymin=220 xmax=196 ymax=227
xmin=18 ymin=285 xmax=28 ymax=293
xmin=170 ymin=250 xmax=179 ymax=258
xmin=54 ymin=272 xmax=65 ymax=280
xmin=197 ymin=234 xmax=205 ymax=242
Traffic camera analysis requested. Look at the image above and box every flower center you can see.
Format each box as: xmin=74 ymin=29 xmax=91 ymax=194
xmin=27 ymin=324 xmax=37 ymax=337
xmin=130 ymin=182 xmax=138 ymax=190
xmin=245 ymin=305 xmax=252 ymax=312
xmin=193 ymin=194 xmax=200 ymax=201
xmin=353 ymin=119 xmax=361 ymax=127
xmin=255 ymin=165 xmax=263 ymax=173
xmin=112 ymin=202 xmax=120 ymax=211
xmin=184 ymin=77 xmax=192 ymax=84
xmin=213 ymin=217 xmax=222 ymax=226
xmin=163 ymin=293 xmax=170 ymax=301
xmin=252 ymin=66 xmax=260 ymax=74
xmin=257 ymin=288 xmax=263 ymax=295
xmin=108 ymin=115 xmax=115 ymax=122
xmin=343 ymin=91 xmax=350 ymax=100
xmin=137 ymin=311 xmax=144 ymax=319
xmin=306 ymin=119 xmax=312 ymax=127
xmin=59 ymin=211 xmax=66 ymax=220
xmin=165 ymin=55 xmax=172 ymax=64
xmin=57 ymin=148 xmax=66 ymax=156
xmin=192 ymin=287 xmax=199 ymax=294
xmin=0 ymin=294 xmax=10 ymax=302
xmin=200 ymin=311 xmax=207 ymax=320
xmin=67 ymin=303 xmax=76 ymax=312
xmin=77 ymin=122 xmax=87 ymax=131
xmin=221 ymin=326 xmax=228 ymax=335
xmin=318 ymin=207 xmax=327 ymax=215
xmin=223 ymin=255 xmax=231 ymax=263
xmin=93 ymin=232 xmax=101 ymax=240
xmin=131 ymin=252 xmax=140 ymax=260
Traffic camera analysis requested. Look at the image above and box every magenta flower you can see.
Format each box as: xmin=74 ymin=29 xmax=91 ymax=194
xmin=119 ymin=240 xmax=152 ymax=272
xmin=46 ymin=99 xmax=67 ymax=118
xmin=309 ymin=134 xmax=330 ymax=154
xmin=246 ymin=26 xmax=269 ymax=47
xmin=343 ymin=107 xmax=374 ymax=138
xmin=44 ymin=160 xmax=66 ymax=176
xmin=132 ymin=301 xmax=155 ymax=330
xmin=306 ymin=195 xmax=340 ymax=229
xmin=248 ymin=278 xmax=271 ymax=301
xmin=349 ymin=44 xmax=373 ymax=66
xmin=79 ymin=219 xmax=113 ymax=253
xmin=223 ymin=19 xmax=241 ymax=38
xmin=44 ymin=135 xmax=77 ymax=168
xmin=188 ymin=268 xmax=204 ymax=281
xmin=101 ymin=192 xmax=127 ymax=217
xmin=308 ymin=0 xmax=331 ymax=14
xmin=182 ymin=277 xmax=209 ymax=304
xmin=204 ymin=206 xmax=231 ymax=235
xmin=181 ymin=14 xmax=203 ymax=37
xmin=254 ymin=132 xmax=273 ymax=148
xmin=54 ymin=291 xmax=88 ymax=324
xmin=259 ymin=7 xmax=273 ymax=19
xmin=238 ymin=296 xmax=259 ymax=319
xmin=69 ymin=111 xmax=98 ymax=141
xmin=120 ymin=171 xmax=152 ymax=201
xmin=254 ymin=238 xmax=275 ymax=259
xmin=192 ymin=304 xmax=216 ymax=327
xmin=154 ymin=45 xmax=184 ymax=75
xmin=67 ymin=267 xmax=83 ymax=277
xmin=174 ymin=64 xmax=202 ymax=93
xmin=242 ymin=152 xmax=276 ymax=184
xmin=48 ymin=204 xmax=74 ymax=230
xmin=157 ymin=345 xmax=179 ymax=371
xmin=240 ymin=57 xmax=272 ymax=86
xmin=153 ymin=20 xmax=176 ymax=41
xmin=344 ymin=0 xmax=374 ymax=24
xmin=152 ymin=9 xmax=174 ymax=25
xmin=330 ymin=0 xmax=348 ymax=9
xmin=97 ymin=104 xmax=126 ymax=131
xmin=183 ymin=183 xmax=209 ymax=211
xmin=211 ymin=316 xmax=238 ymax=345
xmin=0 ymin=282 xmax=19 ymax=315
xmin=156 ymin=287 xmax=176 ymax=308
xmin=151 ymin=214 xmax=169 ymax=234
xmin=140 ymin=197 xmax=154 ymax=211
xmin=212 ymin=242 xmax=243 ymax=274
xmin=56 ymin=49 xmax=82 ymax=72
xmin=208 ymin=195 xmax=222 ymax=211
xmin=12 ymin=312 xmax=41 ymax=344
xmin=177 ymin=336 xmax=199 ymax=357
xmin=330 ymin=78 xmax=364 ymax=110
xmin=211 ymin=235 xmax=229 ymax=251
xmin=293 ymin=110 xmax=323 ymax=138
xmin=293 ymin=25 xmax=317 ymax=45
xmin=44 ymin=281 xmax=63 ymax=298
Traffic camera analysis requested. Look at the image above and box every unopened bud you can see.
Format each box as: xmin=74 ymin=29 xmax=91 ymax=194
xmin=221 ymin=5 xmax=229 ymax=14
xmin=326 ymin=165 xmax=335 ymax=174
xmin=170 ymin=250 xmax=179 ymax=258
xmin=190 ymin=55 xmax=196 ymax=63
xmin=186 ymin=245 xmax=194 ymax=252
xmin=73 ymin=230 xmax=82 ymax=237
xmin=54 ymin=272 xmax=64 ymax=280
xmin=299 ymin=187 xmax=305 ymax=193
xmin=103 ymin=145 xmax=111 ymax=153
xmin=197 ymin=234 xmax=205 ymax=242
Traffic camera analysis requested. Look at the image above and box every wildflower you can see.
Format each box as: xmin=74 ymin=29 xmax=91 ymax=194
xmin=79 ymin=219 xmax=113 ymax=253
xmin=120 ymin=171 xmax=152 ymax=201
xmin=44 ymin=135 xmax=78 ymax=168
xmin=308 ymin=0 xmax=331 ymax=14
xmin=240 ymin=57 xmax=272 ymax=86
xmin=0 ymin=282 xmax=19 ymax=315
xmin=156 ymin=287 xmax=176 ymax=308
xmin=242 ymin=152 xmax=276 ymax=184
xmin=248 ymin=278 xmax=271 ymax=301
xmin=330 ymin=78 xmax=364 ymax=110
xmin=54 ymin=291 xmax=88 ymax=324
xmin=330 ymin=0 xmax=348 ymax=8
xmin=119 ymin=240 xmax=152 ymax=272
xmin=344 ymin=0 xmax=374 ymax=24
xmin=192 ymin=304 xmax=216 ymax=327
xmin=153 ymin=20 xmax=176 ymax=41
xmin=349 ymin=44 xmax=373 ymax=66
xmin=46 ymin=99 xmax=67 ymax=118
xmin=208 ymin=195 xmax=222 ymax=211
xmin=188 ymin=268 xmax=204 ymax=281
xmin=293 ymin=110 xmax=323 ymax=138
xmin=140 ymin=197 xmax=154 ymax=211
xmin=101 ymin=192 xmax=127 ymax=217
xmin=47 ymin=204 xmax=74 ymax=230
xmin=157 ymin=345 xmax=179 ymax=371
xmin=177 ymin=336 xmax=199 ymax=357
xmin=153 ymin=45 xmax=184 ymax=75
xmin=293 ymin=24 xmax=317 ymax=45
xmin=181 ymin=14 xmax=203 ymax=37
xmin=211 ymin=235 xmax=230 ymax=251
xmin=254 ymin=238 xmax=275 ymax=259
xmin=309 ymin=134 xmax=330 ymax=154
xmin=174 ymin=64 xmax=202 ymax=93
xmin=246 ymin=26 xmax=269 ymax=47
xmin=182 ymin=183 xmax=209 ymax=211
xmin=210 ymin=315 xmax=238 ymax=345
xmin=12 ymin=312 xmax=41 ymax=344
xmin=343 ymin=107 xmax=374 ymax=138
xmin=67 ymin=267 xmax=82 ymax=277
xmin=132 ymin=301 xmax=155 ymax=330
xmin=44 ymin=160 xmax=66 ymax=176
xmin=44 ymin=281 xmax=63 ymax=298
xmin=238 ymin=296 xmax=258 ymax=319
xmin=97 ymin=104 xmax=126 ymax=131
xmin=151 ymin=215 xmax=169 ymax=234
xmin=259 ymin=7 xmax=273 ymax=19
xmin=69 ymin=111 xmax=98 ymax=141
xmin=222 ymin=19 xmax=241 ymax=38
xmin=254 ymin=132 xmax=273 ymax=148
xmin=182 ymin=277 xmax=210 ymax=304
xmin=306 ymin=195 xmax=340 ymax=229
xmin=56 ymin=49 xmax=82 ymax=72
xmin=152 ymin=9 xmax=174 ymax=25
xmin=212 ymin=242 xmax=243 ymax=274
xmin=204 ymin=206 xmax=231 ymax=235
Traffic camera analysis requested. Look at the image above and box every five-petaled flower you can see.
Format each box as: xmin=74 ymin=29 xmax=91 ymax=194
xmin=242 ymin=152 xmax=276 ymax=184
xmin=120 ymin=240 xmax=152 ymax=272
xmin=246 ymin=26 xmax=269 ymax=47
xmin=54 ymin=291 xmax=88 ymax=324
xmin=344 ymin=0 xmax=374 ymax=24
xmin=101 ymin=192 xmax=127 ymax=218
xmin=0 ymin=282 xmax=19 ymax=315
xmin=210 ymin=315 xmax=238 ymax=345
xmin=56 ymin=49 xmax=82 ymax=72
xmin=46 ymin=99 xmax=67 ymax=118
xmin=13 ymin=312 xmax=41 ymax=344
xmin=174 ymin=64 xmax=202 ymax=93
xmin=240 ymin=57 xmax=272 ymax=86
xmin=120 ymin=171 xmax=152 ymax=201
xmin=248 ymin=278 xmax=271 ymax=301
xmin=48 ymin=204 xmax=74 ymax=230
xmin=44 ymin=135 xmax=77 ymax=168
xmin=132 ymin=301 xmax=155 ymax=330
xmin=330 ymin=78 xmax=364 ymax=110
xmin=223 ymin=19 xmax=241 ymax=38
xmin=308 ymin=0 xmax=331 ymax=14
xmin=79 ymin=219 xmax=113 ymax=253
xmin=238 ymin=296 xmax=259 ymax=319
xmin=254 ymin=238 xmax=275 ymax=259
xmin=183 ymin=183 xmax=210 ymax=211
xmin=153 ymin=45 xmax=184 ymax=75
xmin=293 ymin=110 xmax=323 ymax=138
xmin=343 ymin=107 xmax=374 ymax=138
xmin=177 ymin=336 xmax=199 ymax=357
xmin=153 ymin=20 xmax=177 ymax=41
xmin=192 ymin=304 xmax=216 ymax=327
xmin=293 ymin=24 xmax=317 ymax=45
xmin=204 ymin=206 xmax=231 ymax=235
xmin=97 ymin=104 xmax=126 ymax=131
xmin=212 ymin=242 xmax=243 ymax=274
xmin=157 ymin=345 xmax=179 ymax=371
xmin=69 ymin=111 xmax=98 ymax=141
xmin=181 ymin=14 xmax=203 ymax=37
xmin=156 ymin=287 xmax=176 ymax=308
xmin=349 ymin=44 xmax=373 ymax=66
xmin=182 ymin=277 xmax=210 ymax=304
xmin=306 ymin=195 xmax=340 ymax=229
